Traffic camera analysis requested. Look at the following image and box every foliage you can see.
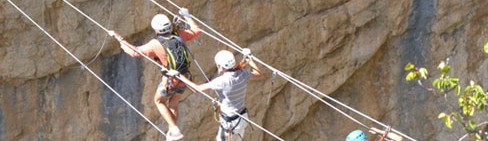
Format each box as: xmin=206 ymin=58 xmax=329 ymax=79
xmin=484 ymin=42 xmax=488 ymax=54
xmin=405 ymin=58 xmax=488 ymax=140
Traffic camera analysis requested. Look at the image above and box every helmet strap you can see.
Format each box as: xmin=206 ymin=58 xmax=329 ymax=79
xmin=156 ymin=32 xmax=171 ymax=37
xmin=217 ymin=65 xmax=224 ymax=74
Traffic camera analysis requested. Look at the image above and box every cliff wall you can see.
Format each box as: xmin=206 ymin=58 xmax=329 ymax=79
xmin=1 ymin=0 xmax=488 ymax=140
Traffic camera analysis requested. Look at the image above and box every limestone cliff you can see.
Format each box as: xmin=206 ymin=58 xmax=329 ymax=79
xmin=1 ymin=0 xmax=488 ymax=140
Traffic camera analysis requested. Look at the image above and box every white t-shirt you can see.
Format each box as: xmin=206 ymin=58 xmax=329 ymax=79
xmin=202 ymin=69 xmax=252 ymax=116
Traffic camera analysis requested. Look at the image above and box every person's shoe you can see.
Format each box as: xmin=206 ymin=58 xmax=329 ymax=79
xmin=166 ymin=127 xmax=184 ymax=141
xmin=165 ymin=131 xmax=174 ymax=141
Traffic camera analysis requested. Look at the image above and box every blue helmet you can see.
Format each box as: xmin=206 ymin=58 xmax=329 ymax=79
xmin=346 ymin=130 xmax=368 ymax=141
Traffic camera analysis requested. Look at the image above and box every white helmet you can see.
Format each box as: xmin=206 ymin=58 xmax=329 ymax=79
xmin=151 ymin=14 xmax=172 ymax=34
xmin=214 ymin=50 xmax=236 ymax=70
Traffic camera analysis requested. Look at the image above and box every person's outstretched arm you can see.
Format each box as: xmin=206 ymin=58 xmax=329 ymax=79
xmin=108 ymin=30 xmax=158 ymax=58
xmin=178 ymin=73 xmax=212 ymax=93
xmin=177 ymin=8 xmax=201 ymax=42
xmin=247 ymin=57 xmax=262 ymax=80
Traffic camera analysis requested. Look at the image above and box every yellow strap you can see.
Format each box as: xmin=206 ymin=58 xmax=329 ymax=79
xmin=163 ymin=45 xmax=176 ymax=69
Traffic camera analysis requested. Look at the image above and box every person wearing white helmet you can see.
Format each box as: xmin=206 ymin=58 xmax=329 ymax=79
xmin=176 ymin=48 xmax=262 ymax=141
xmin=108 ymin=8 xmax=201 ymax=141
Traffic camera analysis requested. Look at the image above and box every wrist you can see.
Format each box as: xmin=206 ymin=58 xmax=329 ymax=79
xmin=382 ymin=126 xmax=391 ymax=138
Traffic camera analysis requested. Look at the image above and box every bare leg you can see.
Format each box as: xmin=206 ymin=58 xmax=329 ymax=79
xmin=154 ymin=91 xmax=177 ymax=128
xmin=168 ymin=93 xmax=181 ymax=123
xmin=154 ymin=76 xmax=177 ymax=128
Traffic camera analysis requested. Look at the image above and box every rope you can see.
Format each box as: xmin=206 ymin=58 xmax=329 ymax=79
xmin=155 ymin=1 xmax=417 ymax=140
xmin=62 ymin=0 xmax=283 ymax=140
xmin=254 ymin=57 xmax=417 ymax=140
xmin=83 ymin=0 xmax=113 ymax=67
xmin=278 ymin=71 xmax=370 ymax=129
xmin=6 ymin=0 xmax=167 ymax=137
xmin=62 ymin=0 xmax=163 ymax=69
xmin=67 ymin=0 xmax=113 ymax=70
xmin=267 ymin=71 xmax=277 ymax=106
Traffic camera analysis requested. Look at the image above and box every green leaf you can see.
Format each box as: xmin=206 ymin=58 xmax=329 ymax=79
xmin=458 ymin=97 xmax=464 ymax=106
xmin=468 ymin=120 xmax=477 ymax=130
xmin=406 ymin=72 xmax=418 ymax=81
xmin=474 ymin=85 xmax=484 ymax=94
xmin=439 ymin=80 xmax=446 ymax=92
xmin=441 ymin=65 xmax=451 ymax=73
xmin=456 ymin=86 xmax=461 ymax=96
xmin=475 ymin=133 xmax=482 ymax=140
xmin=419 ymin=68 xmax=428 ymax=79
xmin=484 ymin=41 xmax=488 ymax=54
xmin=478 ymin=103 xmax=484 ymax=110
xmin=433 ymin=79 xmax=441 ymax=90
xmin=445 ymin=116 xmax=453 ymax=128
xmin=468 ymin=107 xmax=475 ymax=116
xmin=450 ymin=78 xmax=459 ymax=85
xmin=405 ymin=63 xmax=415 ymax=71
xmin=438 ymin=113 xmax=447 ymax=119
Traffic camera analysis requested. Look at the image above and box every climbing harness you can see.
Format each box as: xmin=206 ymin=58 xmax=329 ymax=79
xmin=6 ymin=0 xmax=168 ymax=137
xmin=220 ymin=108 xmax=247 ymax=141
xmin=156 ymin=34 xmax=191 ymax=73
xmin=212 ymin=100 xmax=221 ymax=122
xmin=160 ymin=70 xmax=192 ymax=97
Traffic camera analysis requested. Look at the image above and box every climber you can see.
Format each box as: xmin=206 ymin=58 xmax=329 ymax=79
xmin=108 ymin=8 xmax=200 ymax=141
xmin=346 ymin=127 xmax=403 ymax=141
xmin=172 ymin=48 xmax=262 ymax=141
xmin=346 ymin=130 xmax=368 ymax=141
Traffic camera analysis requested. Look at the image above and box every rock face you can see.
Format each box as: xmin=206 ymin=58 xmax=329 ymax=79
xmin=1 ymin=0 xmax=488 ymax=140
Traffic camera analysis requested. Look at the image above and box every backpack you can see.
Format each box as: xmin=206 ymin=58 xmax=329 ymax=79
xmin=156 ymin=34 xmax=191 ymax=73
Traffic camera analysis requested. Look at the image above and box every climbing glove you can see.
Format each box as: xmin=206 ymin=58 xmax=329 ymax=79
xmin=179 ymin=8 xmax=191 ymax=18
xmin=242 ymin=48 xmax=252 ymax=58
xmin=163 ymin=70 xmax=180 ymax=77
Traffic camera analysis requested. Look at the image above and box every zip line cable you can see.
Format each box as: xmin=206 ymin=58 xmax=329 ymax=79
xmin=255 ymin=57 xmax=417 ymax=141
xmin=62 ymin=0 xmax=284 ymax=140
xmin=153 ymin=0 xmax=417 ymax=140
xmin=5 ymin=0 xmax=167 ymax=137
xmin=280 ymin=71 xmax=391 ymax=141
xmin=279 ymin=71 xmax=370 ymax=129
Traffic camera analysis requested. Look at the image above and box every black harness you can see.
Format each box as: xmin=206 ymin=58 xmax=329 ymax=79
xmin=221 ymin=108 xmax=247 ymax=122
xmin=220 ymin=108 xmax=248 ymax=141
